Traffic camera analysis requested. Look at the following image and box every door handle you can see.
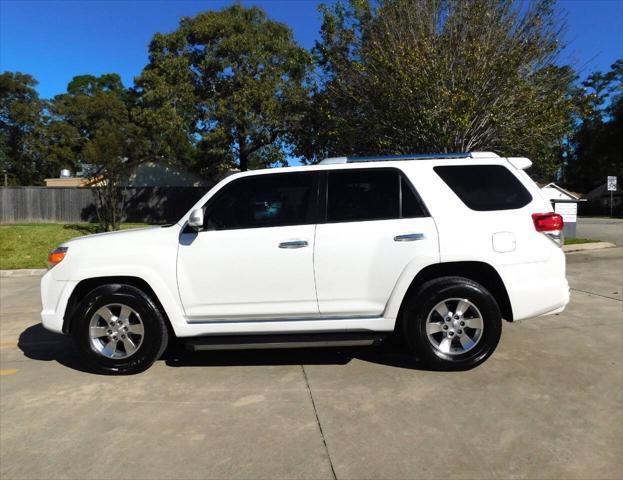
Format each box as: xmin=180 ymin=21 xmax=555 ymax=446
xmin=394 ymin=233 xmax=425 ymax=242
xmin=279 ymin=240 xmax=309 ymax=249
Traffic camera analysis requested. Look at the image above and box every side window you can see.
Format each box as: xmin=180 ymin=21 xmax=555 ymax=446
xmin=327 ymin=169 xmax=399 ymax=222
xmin=434 ymin=165 xmax=532 ymax=211
xmin=401 ymin=176 xmax=427 ymax=218
xmin=205 ymin=173 xmax=315 ymax=230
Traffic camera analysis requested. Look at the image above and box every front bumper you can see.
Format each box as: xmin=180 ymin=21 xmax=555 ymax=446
xmin=40 ymin=270 xmax=76 ymax=334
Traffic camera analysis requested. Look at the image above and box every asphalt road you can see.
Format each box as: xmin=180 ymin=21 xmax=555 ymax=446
xmin=577 ymin=217 xmax=623 ymax=245
xmin=1 ymin=248 xmax=622 ymax=479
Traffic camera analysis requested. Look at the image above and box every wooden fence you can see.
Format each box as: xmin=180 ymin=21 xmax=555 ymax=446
xmin=0 ymin=186 xmax=210 ymax=224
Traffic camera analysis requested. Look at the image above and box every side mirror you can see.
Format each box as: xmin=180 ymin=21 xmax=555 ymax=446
xmin=187 ymin=208 xmax=204 ymax=230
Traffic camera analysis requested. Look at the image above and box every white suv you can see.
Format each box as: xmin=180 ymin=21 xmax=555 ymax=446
xmin=41 ymin=152 xmax=569 ymax=374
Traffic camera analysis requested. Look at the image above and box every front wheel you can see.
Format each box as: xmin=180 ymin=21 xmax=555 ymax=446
xmin=71 ymin=284 xmax=169 ymax=375
xmin=403 ymin=277 xmax=502 ymax=370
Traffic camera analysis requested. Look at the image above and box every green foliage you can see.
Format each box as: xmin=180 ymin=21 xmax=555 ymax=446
xmin=298 ymin=0 xmax=576 ymax=179
xmin=1 ymin=1 xmax=618 ymax=200
xmin=49 ymin=73 xmax=148 ymax=231
xmin=564 ymin=60 xmax=622 ymax=193
xmin=136 ymin=4 xmax=312 ymax=176
xmin=0 ymin=72 xmax=46 ymax=185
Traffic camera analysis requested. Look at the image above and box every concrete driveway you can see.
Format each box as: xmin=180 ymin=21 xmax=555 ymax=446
xmin=1 ymin=249 xmax=622 ymax=479
xmin=577 ymin=217 xmax=623 ymax=245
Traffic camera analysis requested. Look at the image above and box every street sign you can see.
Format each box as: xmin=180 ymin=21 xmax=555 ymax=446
xmin=607 ymin=176 xmax=617 ymax=191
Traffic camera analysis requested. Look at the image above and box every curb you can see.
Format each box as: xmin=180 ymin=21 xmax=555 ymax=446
xmin=0 ymin=269 xmax=47 ymax=277
xmin=563 ymin=242 xmax=617 ymax=253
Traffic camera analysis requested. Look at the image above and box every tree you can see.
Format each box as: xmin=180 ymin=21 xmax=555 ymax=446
xmin=136 ymin=4 xmax=311 ymax=176
xmin=0 ymin=72 xmax=45 ymax=185
xmin=562 ymin=60 xmax=622 ymax=193
xmin=50 ymin=74 xmax=147 ymax=230
xmin=298 ymin=0 xmax=576 ymax=179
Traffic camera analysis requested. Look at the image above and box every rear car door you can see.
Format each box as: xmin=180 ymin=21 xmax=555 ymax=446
xmin=177 ymin=171 xmax=320 ymax=320
xmin=314 ymin=167 xmax=439 ymax=317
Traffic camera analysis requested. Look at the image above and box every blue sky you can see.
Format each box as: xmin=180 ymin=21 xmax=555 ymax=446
xmin=1 ymin=0 xmax=622 ymax=99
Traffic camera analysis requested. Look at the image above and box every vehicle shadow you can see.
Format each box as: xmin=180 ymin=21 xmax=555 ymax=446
xmin=18 ymin=323 xmax=95 ymax=374
xmin=18 ymin=323 xmax=433 ymax=373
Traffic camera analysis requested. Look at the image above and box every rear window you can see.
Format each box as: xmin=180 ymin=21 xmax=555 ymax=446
xmin=434 ymin=165 xmax=532 ymax=211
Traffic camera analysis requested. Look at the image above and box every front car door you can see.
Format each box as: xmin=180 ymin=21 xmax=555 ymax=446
xmin=177 ymin=171 xmax=320 ymax=321
xmin=314 ymin=167 xmax=439 ymax=317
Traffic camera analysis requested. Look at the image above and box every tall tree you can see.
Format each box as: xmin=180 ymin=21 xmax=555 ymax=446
xmin=50 ymin=74 xmax=148 ymax=230
xmin=0 ymin=72 xmax=45 ymax=185
xmin=136 ymin=4 xmax=311 ymax=176
xmin=298 ymin=0 xmax=575 ymax=178
xmin=564 ymin=60 xmax=623 ymax=193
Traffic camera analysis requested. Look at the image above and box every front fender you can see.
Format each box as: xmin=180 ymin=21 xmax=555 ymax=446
xmin=66 ymin=265 xmax=187 ymax=336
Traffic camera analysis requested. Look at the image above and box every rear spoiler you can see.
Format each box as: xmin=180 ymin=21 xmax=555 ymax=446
xmin=507 ymin=157 xmax=532 ymax=170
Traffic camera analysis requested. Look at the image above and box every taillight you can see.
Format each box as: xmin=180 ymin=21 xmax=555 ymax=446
xmin=48 ymin=247 xmax=68 ymax=268
xmin=532 ymin=213 xmax=564 ymax=247
xmin=532 ymin=213 xmax=563 ymax=232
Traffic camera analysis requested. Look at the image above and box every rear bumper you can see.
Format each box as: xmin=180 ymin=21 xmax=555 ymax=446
xmin=40 ymin=270 xmax=76 ymax=334
xmin=497 ymin=250 xmax=570 ymax=321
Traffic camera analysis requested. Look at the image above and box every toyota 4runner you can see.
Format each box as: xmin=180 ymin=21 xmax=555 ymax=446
xmin=41 ymin=152 xmax=569 ymax=374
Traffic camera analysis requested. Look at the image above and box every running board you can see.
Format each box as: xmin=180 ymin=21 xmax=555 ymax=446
xmin=184 ymin=332 xmax=389 ymax=352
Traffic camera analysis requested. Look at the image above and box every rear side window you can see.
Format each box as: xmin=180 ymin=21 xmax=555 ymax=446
xmin=205 ymin=172 xmax=315 ymax=230
xmin=434 ymin=165 xmax=532 ymax=211
xmin=401 ymin=176 xmax=425 ymax=217
xmin=327 ymin=169 xmax=427 ymax=222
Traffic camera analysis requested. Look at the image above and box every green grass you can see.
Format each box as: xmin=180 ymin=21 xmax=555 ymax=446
xmin=564 ymin=237 xmax=601 ymax=245
xmin=0 ymin=223 xmax=149 ymax=270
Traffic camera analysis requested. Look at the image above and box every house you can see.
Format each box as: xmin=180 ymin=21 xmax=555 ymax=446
xmin=45 ymin=161 xmax=211 ymax=188
xmin=540 ymin=183 xmax=582 ymax=203
xmin=539 ymin=182 xmax=584 ymax=238
xmin=44 ymin=177 xmax=89 ymax=187
xmin=583 ymin=182 xmax=622 ymax=217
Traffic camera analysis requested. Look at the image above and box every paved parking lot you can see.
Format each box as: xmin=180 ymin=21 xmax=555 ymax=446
xmin=1 ymin=248 xmax=622 ymax=479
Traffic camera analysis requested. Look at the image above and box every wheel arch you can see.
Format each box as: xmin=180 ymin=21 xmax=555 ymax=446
xmin=62 ymin=276 xmax=174 ymax=337
xmin=396 ymin=261 xmax=513 ymax=328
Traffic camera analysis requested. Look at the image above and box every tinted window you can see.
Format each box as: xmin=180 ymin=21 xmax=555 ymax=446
xmin=205 ymin=173 xmax=315 ymax=230
xmin=401 ymin=176 xmax=426 ymax=218
xmin=327 ymin=169 xmax=401 ymax=222
xmin=434 ymin=165 xmax=532 ymax=211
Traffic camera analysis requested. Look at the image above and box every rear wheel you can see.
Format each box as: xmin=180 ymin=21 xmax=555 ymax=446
xmin=71 ymin=284 xmax=168 ymax=375
xmin=403 ymin=276 xmax=502 ymax=370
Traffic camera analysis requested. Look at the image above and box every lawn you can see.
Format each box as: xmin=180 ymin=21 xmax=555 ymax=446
xmin=564 ymin=237 xmax=601 ymax=245
xmin=0 ymin=223 xmax=148 ymax=270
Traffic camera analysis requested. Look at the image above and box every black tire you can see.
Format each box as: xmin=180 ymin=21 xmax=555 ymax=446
xmin=71 ymin=284 xmax=169 ymax=375
xmin=402 ymin=276 xmax=502 ymax=370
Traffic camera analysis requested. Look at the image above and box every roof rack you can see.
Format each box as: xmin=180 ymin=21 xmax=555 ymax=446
xmin=318 ymin=151 xmax=499 ymax=165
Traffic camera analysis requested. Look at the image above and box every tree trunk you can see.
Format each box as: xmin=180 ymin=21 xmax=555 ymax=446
xmin=239 ymin=150 xmax=249 ymax=171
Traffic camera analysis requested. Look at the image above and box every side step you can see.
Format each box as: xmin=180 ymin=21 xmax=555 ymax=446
xmin=184 ymin=332 xmax=389 ymax=352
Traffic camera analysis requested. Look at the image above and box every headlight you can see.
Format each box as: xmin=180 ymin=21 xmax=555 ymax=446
xmin=47 ymin=247 xmax=68 ymax=268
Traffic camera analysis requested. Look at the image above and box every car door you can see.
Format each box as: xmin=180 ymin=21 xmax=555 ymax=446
xmin=314 ymin=167 xmax=439 ymax=317
xmin=177 ymin=171 xmax=320 ymax=321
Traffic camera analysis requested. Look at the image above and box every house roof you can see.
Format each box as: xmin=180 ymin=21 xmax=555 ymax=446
xmin=540 ymin=182 xmax=582 ymax=200
xmin=44 ymin=177 xmax=88 ymax=188
xmin=584 ymin=182 xmax=622 ymax=198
